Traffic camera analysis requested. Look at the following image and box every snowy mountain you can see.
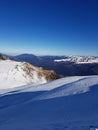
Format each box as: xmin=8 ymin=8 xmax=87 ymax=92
xmin=1 ymin=53 xmax=98 ymax=76
xmin=0 ymin=75 xmax=98 ymax=130
xmin=54 ymin=56 xmax=98 ymax=64
xmin=1 ymin=52 xmax=98 ymax=64
xmin=0 ymin=59 xmax=59 ymax=89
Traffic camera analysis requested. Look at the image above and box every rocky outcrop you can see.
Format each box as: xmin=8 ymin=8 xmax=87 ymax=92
xmin=23 ymin=62 xmax=59 ymax=82
xmin=0 ymin=55 xmax=9 ymax=60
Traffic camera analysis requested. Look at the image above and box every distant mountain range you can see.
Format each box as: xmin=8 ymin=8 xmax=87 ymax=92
xmin=54 ymin=55 xmax=98 ymax=64
xmin=1 ymin=53 xmax=98 ymax=76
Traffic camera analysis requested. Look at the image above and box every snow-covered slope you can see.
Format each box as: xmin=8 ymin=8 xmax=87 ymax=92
xmin=54 ymin=56 xmax=98 ymax=64
xmin=0 ymin=60 xmax=58 ymax=89
xmin=0 ymin=76 xmax=98 ymax=130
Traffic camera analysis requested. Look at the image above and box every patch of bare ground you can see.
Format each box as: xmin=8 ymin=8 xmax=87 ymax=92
xmin=23 ymin=62 xmax=59 ymax=81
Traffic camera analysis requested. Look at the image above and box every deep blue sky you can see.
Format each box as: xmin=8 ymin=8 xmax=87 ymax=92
xmin=0 ymin=0 xmax=98 ymax=55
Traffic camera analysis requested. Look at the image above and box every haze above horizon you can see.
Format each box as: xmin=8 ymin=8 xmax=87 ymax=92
xmin=0 ymin=0 xmax=98 ymax=56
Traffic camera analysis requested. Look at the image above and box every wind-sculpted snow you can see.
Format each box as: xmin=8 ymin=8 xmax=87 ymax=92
xmin=0 ymin=76 xmax=87 ymax=95
xmin=35 ymin=76 xmax=98 ymax=100
xmin=0 ymin=76 xmax=98 ymax=130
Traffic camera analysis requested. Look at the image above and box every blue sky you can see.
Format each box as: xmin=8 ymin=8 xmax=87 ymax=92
xmin=0 ymin=0 xmax=98 ymax=56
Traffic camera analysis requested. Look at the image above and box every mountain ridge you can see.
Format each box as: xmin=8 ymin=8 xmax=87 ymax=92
xmin=1 ymin=53 xmax=98 ymax=76
xmin=0 ymin=59 xmax=59 ymax=89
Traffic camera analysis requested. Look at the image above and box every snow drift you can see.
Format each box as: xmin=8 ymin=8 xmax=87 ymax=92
xmin=0 ymin=76 xmax=98 ymax=130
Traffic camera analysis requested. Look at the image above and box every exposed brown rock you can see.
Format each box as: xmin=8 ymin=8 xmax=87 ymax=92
xmin=23 ymin=62 xmax=59 ymax=81
xmin=0 ymin=55 xmax=9 ymax=60
xmin=38 ymin=69 xmax=59 ymax=81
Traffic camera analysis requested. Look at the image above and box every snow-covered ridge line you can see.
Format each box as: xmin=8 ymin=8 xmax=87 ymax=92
xmin=1 ymin=75 xmax=98 ymax=100
xmin=0 ymin=60 xmax=58 ymax=89
xmin=0 ymin=76 xmax=83 ymax=95
xmin=54 ymin=56 xmax=98 ymax=64
xmin=36 ymin=76 xmax=98 ymax=100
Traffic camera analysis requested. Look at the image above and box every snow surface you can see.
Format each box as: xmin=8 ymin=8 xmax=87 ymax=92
xmin=0 ymin=60 xmax=47 ymax=89
xmin=0 ymin=75 xmax=98 ymax=130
